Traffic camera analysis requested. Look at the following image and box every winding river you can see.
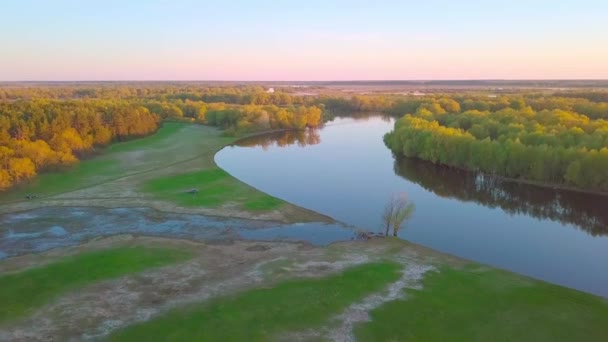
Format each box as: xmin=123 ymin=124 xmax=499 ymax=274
xmin=216 ymin=115 xmax=608 ymax=298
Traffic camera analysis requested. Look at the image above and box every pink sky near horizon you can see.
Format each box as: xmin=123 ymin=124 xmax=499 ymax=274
xmin=6 ymin=57 xmax=606 ymax=82
xmin=5 ymin=34 xmax=607 ymax=81
xmin=2 ymin=1 xmax=608 ymax=81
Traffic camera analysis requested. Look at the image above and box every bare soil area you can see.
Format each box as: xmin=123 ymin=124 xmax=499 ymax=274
xmin=0 ymin=235 xmax=460 ymax=341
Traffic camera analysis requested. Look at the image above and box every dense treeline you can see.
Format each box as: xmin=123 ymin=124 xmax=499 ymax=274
xmin=555 ymin=91 xmax=608 ymax=103
xmin=0 ymin=85 xmax=306 ymax=105
xmin=2 ymin=84 xmax=608 ymax=192
xmin=141 ymin=100 xmax=323 ymax=135
xmin=0 ymin=100 xmax=160 ymax=190
xmin=4 ymin=84 xmax=608 ymax=118
xmin=204 ymin=104 xmax=322 ymax=135
xmin=385 ymin=97 xmax=608 ymax=192
xmin=0 ymin=86 xmax=324 ymax=191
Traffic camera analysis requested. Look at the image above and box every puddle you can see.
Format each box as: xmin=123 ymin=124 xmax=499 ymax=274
xmin=240 ymin=224 xmax=355 ymax=246
xmin=0 ymin=207 xmax=357 ymax=258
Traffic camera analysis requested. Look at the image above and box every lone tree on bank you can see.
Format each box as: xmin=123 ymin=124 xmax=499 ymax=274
xmin=382 ymin=194 xmax=415 ymax=237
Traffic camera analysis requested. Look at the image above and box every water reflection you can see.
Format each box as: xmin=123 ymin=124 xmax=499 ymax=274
xmin=216 ymin=116 xmax=608 ymax=297
xmin=239 ymin=129 xmax=321 ymax=149
xmin=238 ymin=126 xmax=608 ymax=238
xmin=394 ymin=157 xmax=608 ymax=237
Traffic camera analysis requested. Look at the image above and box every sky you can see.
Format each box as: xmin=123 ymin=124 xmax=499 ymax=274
xmin=1 ymin=0 xmax=607 ymax=81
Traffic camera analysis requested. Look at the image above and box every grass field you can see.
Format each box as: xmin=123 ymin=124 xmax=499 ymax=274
xmin=2 ymin=237 xmax=608 ymax=340
xmin=110 ymin=262 xmax=401 ymax=341
xmin=107 ymin=122 xmax=186 ymax=153
xmin=143 ymin=168 xmax=283 ymax=210
xmin=5 ymin=122 xmax=608 ymax=340
xmin=0 ymin=122 xmax=307 ymax=219
xmin=355 ymin=265 xmax=608 ymax=341
xmin=108 ymin=259 xmax=608 ymax=341
xmin=0 ymin=123 xmax=194 ymax=203
xmin=0 ymin=247 xmax=192 ymax=323
xmin=0 ymin=158 xmax=120 ymax=200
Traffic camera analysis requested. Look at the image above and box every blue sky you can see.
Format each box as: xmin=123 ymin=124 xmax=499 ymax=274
xmin=1 ymin=0 xmax=607 ymax=80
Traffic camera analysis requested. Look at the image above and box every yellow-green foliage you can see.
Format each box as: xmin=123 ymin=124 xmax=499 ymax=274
xmin=385 ymin=103 xmax=608 ymax=191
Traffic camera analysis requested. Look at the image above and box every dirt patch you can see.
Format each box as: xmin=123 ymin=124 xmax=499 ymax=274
xmin=246 ymin=244 xmax=271 ymax=252
xmin=326 ymin=263 xmax=435 ymax=341
xmin=0 ymin=235 xmax=454 ymax=341
xmin=0 ymin=237 xmax=307 ymax=341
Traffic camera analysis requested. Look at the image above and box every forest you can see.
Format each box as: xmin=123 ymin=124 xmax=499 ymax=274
xmin=2 ymin=84 xmax=608 ymax=192
xmin=384 ymin=95 xmax=608 ymax=192
xmin=0 ymin=86 xmax=322 ymax=190
xmin=0 ymin=100 xmax=160 ymax=190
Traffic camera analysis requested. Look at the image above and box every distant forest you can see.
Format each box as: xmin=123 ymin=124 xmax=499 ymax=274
xmin=1 ymin=84 xmax=608 ymax=192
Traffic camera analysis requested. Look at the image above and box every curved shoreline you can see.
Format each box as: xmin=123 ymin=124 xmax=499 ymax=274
xmin=213 ymin=127 xmax=339 ymax=223
xmin=239 ymin=121 xmax=608 ymax=198
xmin=0 ymin=124 xmax=336 ymax=224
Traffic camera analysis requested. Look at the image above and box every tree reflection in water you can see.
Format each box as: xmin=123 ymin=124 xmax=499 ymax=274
xmin=394 ymin=156 xmax=608 ymax=237
xmin=236 ymin=129 xmax=321 ymax=150
xmin=232 ymin=127 xmax=608 ymax=238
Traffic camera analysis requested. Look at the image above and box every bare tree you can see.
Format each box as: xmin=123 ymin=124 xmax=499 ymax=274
xmin=382 ymin=197 xmax=396 ymax=236
xmin=382 ymin=194 xmax=416 ymax=237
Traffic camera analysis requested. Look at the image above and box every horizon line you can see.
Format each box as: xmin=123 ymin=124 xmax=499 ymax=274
xmin=2 ymin=79 xmax=608 ymax=83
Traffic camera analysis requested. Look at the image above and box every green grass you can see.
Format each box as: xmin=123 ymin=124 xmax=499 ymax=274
xmin=0 ymin=123 xmax=189 ymax=203
xmin=107 ymin=122 xmax=187 ymax=153
xmin=0 ymin=158 xmax=120 ymax=200
xmin=0 ymin=247 xmax=192 ymax=323
xmin=142 ymin=168 xmax=284 ymax=211
xmin=243 ymin=195 xmax=284 ymax=210
xmin=110 ymin=262 xmax=401 ymax=341
xmin=1 ymin=120 xmax=294 ymax=217
xmin=355 ymin=265 xmax=608 ymax=341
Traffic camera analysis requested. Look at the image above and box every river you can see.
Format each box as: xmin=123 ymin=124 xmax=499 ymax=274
xmin=215 ymin=115 xmax=608 ymax=298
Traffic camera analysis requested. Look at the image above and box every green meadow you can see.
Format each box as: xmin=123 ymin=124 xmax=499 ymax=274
xmin=110 ymin=262 xmax=401 ymax=341
xmin=0 ymin=247 xmax=192 ymax=323
xmin=355 ymin=265 xmax=608 ymax=341
xmin=0 ymin=122 xmax=287 ymax=214
xmin=142 ymin=168 xmax=283 ymax=210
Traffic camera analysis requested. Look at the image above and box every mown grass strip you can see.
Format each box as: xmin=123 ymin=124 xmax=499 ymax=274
xmin=0 ymin=247 xmax=192 ymax=323
xmin=110 ymin=262 xmax=401 ymax=341
xmin=355 ymin=265 xmax=608 ymax=341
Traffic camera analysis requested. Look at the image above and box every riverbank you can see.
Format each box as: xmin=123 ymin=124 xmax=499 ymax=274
xmin=2 ymin=121 xmax=608 ymax=341
xmin=0 ymin=122 xmax=332 ymax=223
xmin=1 ymin=235 xmax=607 ymax=341
xmin=214 ymin=115 xmax=608 ymax=298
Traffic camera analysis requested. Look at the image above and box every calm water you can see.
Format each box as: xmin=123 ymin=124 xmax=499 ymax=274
xmin=216 ymin=116 xmax=608 ymax=298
